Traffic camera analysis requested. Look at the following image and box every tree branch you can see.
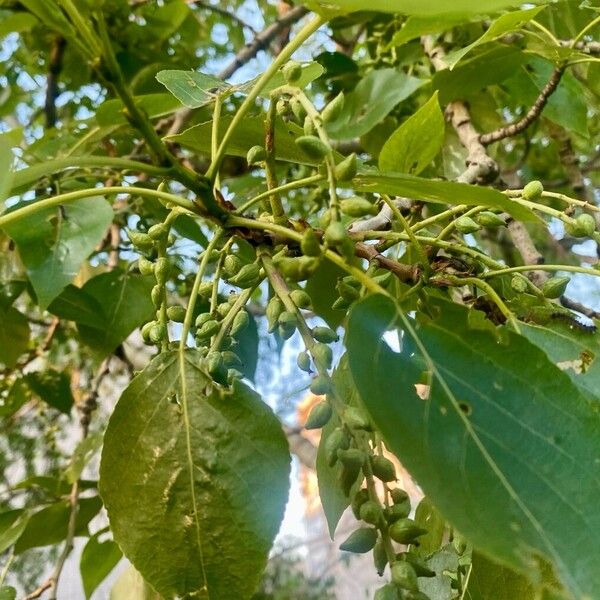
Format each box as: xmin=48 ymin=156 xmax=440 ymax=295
xmin=479 ymin=65 xmax=565 ymax=145
xmin=44 ymin=36 xmax=66 ymax=129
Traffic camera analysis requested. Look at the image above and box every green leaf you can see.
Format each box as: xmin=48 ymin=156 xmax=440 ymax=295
xmin=0 ymin=307 xmax=29 ymax=368
xmin=0 ymin=510 xmax=29 ymax=554
xmin=304 ymin=0 xmax=543 ymax=17
xmin=0 ymin=379 xmax=29 ymax=420
xmin=467 ymin=552 xmax=563 ymax=600
xmin=156 ymin=63 xmax=324 ymax=109
xmin=433 ymin=46 xmax=528 ymax=103
xmin=14 ymin=496 xmax=102 ymax=554
xmin=24 ymin=369 xmax=74 ymax=415
xmin=305 ymin=261 xmax=346 ymax=329
xmin=65 ymin=432 xmax=104 ymax=484
xmin=3 ymin=196 xmax=113 ymax=308
xmin=388 ymin=15 xmax=470 ymax=47
xmin=444 ymin=7 xmax=546 ymax=69
xmin=325 ymin=69 xmax=426 ymax=140
xmin=0 ymin=587 xmax=16 ymax=600
xmin=419 ymin=544 xmax=460 ymax=600
xmin=109 ymin=565 xmax=162 ymax=600
xmin=77 ymin=270 xmax=155 ymax=357
xmin=0 ymin=133 xmax=16 ymax=204
xmin=80 ymin=535 xmax=122 ymax=600
xmin=413 ymin=498 xmax=446 ymax=557
xmin=167 ymin=116 xmax=339 ymax=166
xmin=48 ymin=284 xmax=106 ymax=329
xmin=99 ymin=350 xmax=291 ymax=599
xmin=520 ymin=320 xmax=600 ymax=402
xmin=235 ymin=312 xmax=259 ymax=381
xmin=378 ymin=92 xmax=445 ymax=175
xmin=155 ymin=71 xmax=227 ymax=108
xmin=346 ymin=295 xmax=600 ymax=599
xmin=349 ymin=172 xmax=536 ymax=221
xmin=96 ymin=94 xmax=183 ymax=126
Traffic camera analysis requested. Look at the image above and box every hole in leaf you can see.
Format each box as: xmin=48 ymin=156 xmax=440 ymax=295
xmin=458 ymin=401 xmax=472 ymax=416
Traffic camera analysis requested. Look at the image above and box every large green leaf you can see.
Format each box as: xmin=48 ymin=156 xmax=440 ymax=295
xmin=346 ymin=294 xmax=600 ymax=599
xmin=80 ymin=535 xmax=122 ymax=600
xmin=0 ymin=307 xmax=29 ymax=368
xmin=325 ymin=69 xmax=426 ymax=140
xmin=0 ymin=510 xmax=29 ymax=554
xmin=76 ymin=270 xmax=155 ymax=357
xmin=444 ymin=7 xmax=546 ymax=69
xmin=304 ymin=0 xmax=542 ymax=17
xmin=99 ymin=350 xmax=291 ymax=600
xmin=14 ymin=496 xmax=102 ymax=554
xmin=520 ymin=320 xmax=600 ymax=402
xmin=378 ymin=92 xmax=445 ymax=175
xmin=387 ymin=15 xmax=470 ymax=47
xmin=3 ymin=196 xmax=113 ymax=308
xmin=167 ymin=116 xmax=339 ymax=166
xmin=24 ymin=369 xmax=74 ymax=415
xmin=349 ymin=172 xmax=536 ymax=221
xmin=96 ymin=94 xmax=183 ymax=126
xmin=467 ymin=552 xmax=563 ymax=600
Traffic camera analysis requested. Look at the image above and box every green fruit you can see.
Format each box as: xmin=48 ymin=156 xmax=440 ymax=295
xmin=276 ymin=98 xmax=288 ymax=116
xmin=230 ymin=310 xmax=249 ymax=336
xmin=319 ymin=208 xmax=333 ymax=230
xmin=522 ymin=180 xmax=544 ymax=200
xmin=391 ymin=488 xmax=409 ymax=505
xmin=246 ymin=144 xmax=266 ymax=165
xmin=303 ymin=116 xmax=316 ymax=136
xmin=290 ymin=96 xmax=305 ymax=121
xmin=510 ymin=274 xmax=528 ymax=293
xmin=141 ymin=320 xmax=155 ymax=343
xmin=374 ymin=584 xmax=400 ymax=600
xmin=196 ymin=319 xmax=220 ymax=341
xmin=312 ymin=326 xmax=338 ymax=344
xmin=373 ymin=537 xmax=388 ymax=576
xmin=339 ymin=528 xmax=378 ymax=554
xmin=138 ymin=257 xmax=155 ymax=276
xmin=359 ymin=500 xmax=382 ymax=526
xmin=278 ymin=311 xmax=297 ymax=339
xmin=223 ymin=254 xmax=242 ymax=276
xmin=166 ymin=305 xmax=186 ymax=322
xmin=148 ymin=323 xmax=167 ymax=344
xmin=154 ymin=257 xmax=170 ymax=284
xmin=290 ymin=289 xmax=312 ymax=309
xmin=195 ymin=312 xmax=212 ymax=329
xmin=296 ymin=135 xmax=330 ymax=160
xmin=275 ymin=256 xmax=318 ymax=281
xmin=321 ymin=92 xmax=344 ymax=123
xmin=391 ymin=561 xmax=418 ymax=592
xmin=310 ymin=374 xmax=330 ymax=395
xmin=228 ymin=263 xmax=261 ymax=288
xmin=324 ymin=221 xmax=347 ymax=245
xmin=206 ymin=351 xmax=224 ymax=377
xmin=127 ymin=230 xmax=153 ymax=251
xmin=217 ymin=303 xmax=232 ymax=319
xmin=455 ymin=216 xmax=481 ymax=234
xmin=351 ymin=488 xmax=370 ymax=519
xmin=341 ymin=196 xmax=377 ymax=217
xmin=344 ymin=406 xmax=370 ymax=430
xmin=300 ymin=228 xmax=322 ymax=257
xmin=477 ymin=211 xmax=506 ymax=228
xmin=151 ymin=284 xmax=163 ymax=308
xmin=576 ymin=213 xmax=596 ymax=237
xmin=313 ymin=342 xmax=333 ymax=370
xmin=221 ymin=351 xmax=242 ymax=367
xmin=198 ymin=281 xmax=213 ymax=298
xmin=389 ymin=518 xmax=428 ymax=545
xmin=371 ymin=455 xmax=397 ymax=482
xmin=542 ymin=276 xmax=570 ymax=299
xmin=297 ymin=350 xmax=312 ymax=373
xmin=385 ymin=501 xmax=411 ymax=523
xmin=325 ymin=427 xmax=348 ymax=467
xmin=282 ymin=60 xmax=303 ymax=84
xmin=335 ymin=153 xmax=358 ymax=182
xmin=266 ymin=296 xmax=284 ymax=333
xmin=338 ymin=448 xmax=366 ymax=470
xmin=305 ymin=401 xmax=333 ymax=430
xmin=227 ymin=368 xmax=243 ymax=384
xmin=336 ymin=279 xmax=360 ymax=302
xmin=332 ymin=297 xmax=350 ymax=311
xmin=148 ymin=223 xmax=168 ymax=241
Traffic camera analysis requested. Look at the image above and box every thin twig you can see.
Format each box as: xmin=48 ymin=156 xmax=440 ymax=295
xmin=44 ymin=36 xmax=66 ymax=129
xmin=188 ymin=0 xmax=257 ymax=35
xmin=479 ymin=66 xmax=565 ymax=145
xmin=560 ymin=296 xmax=600 ymax=320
